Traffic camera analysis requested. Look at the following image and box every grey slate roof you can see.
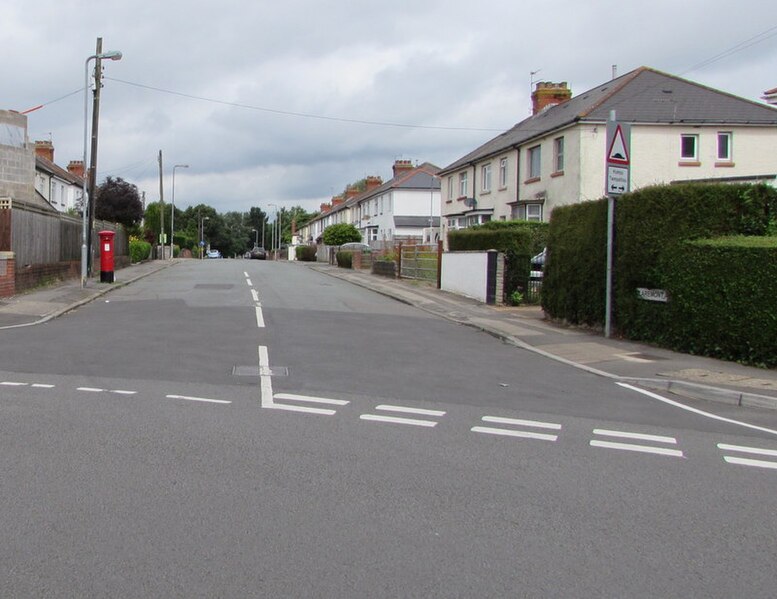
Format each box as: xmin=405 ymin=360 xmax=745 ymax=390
xmin=441 ymin=66 xmax=777 ymax=174
xmin=35 ymin=155 xmax=83 ymax=186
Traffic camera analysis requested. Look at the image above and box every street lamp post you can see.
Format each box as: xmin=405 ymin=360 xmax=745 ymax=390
xmin=81 ymin=49 xmax=122 ymax=287
xmin=200 ymin=215 xmax=209 ymax=260
xmin=268 ymin=203 xmax=278 ymax=259
xmin=170 ymin=164 xmax=189 ymax=259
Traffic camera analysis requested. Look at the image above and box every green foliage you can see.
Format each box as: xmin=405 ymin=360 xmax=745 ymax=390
xmin=129 ymin=239 xmax=151 ymax=263
xmin=295 ymin=245 xmax=317 ymax=261
xmin=335 ymin=250 xmax=353 ymax=268
xmin=96 ymin=177 xmax=144 ymax=228
xmin=509 ymin=290 xmax=524 ymax=306
xmin=323 ymin=223 xmax=362 ymax=246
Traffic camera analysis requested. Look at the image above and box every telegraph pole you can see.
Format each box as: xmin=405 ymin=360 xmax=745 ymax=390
xmin=158 ymin=150 xmax=164 ymax=258
xmin=87 ymin=37 xmax=103 ymax=276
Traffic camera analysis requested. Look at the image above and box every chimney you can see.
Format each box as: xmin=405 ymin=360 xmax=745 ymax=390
xmin=320 ymin=202 xmax=331 ymax=213
xmin=344 ymin=186 xmax=359 ymax=201
xmin=392 ymin=159 xmax=413 ymax=178
xmin=365 ymin=176 xmax=382 ymax=191
xmin=67 ymin=160 xmax=85 ymax=179
xmin=332 ymin=196 xmax=345 ymax=206
xmin=531 ymin=81 xmax=572 ymax=115
xmin=35 ymin=140 xmax=54 ymax=162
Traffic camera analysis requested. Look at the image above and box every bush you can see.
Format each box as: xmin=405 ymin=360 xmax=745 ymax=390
xmin=296 ymin=245 xmax=317 ymax=262
xmin=323 ymin=223 xmax=362 ymax=246
xmin=336 ymin=250 xmax=353 ymax=268
xmin=129 ymin=239 xmax=151 ymax=263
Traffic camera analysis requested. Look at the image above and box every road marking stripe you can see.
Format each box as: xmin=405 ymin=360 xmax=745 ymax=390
xmin=258 ymin=346 xmax=273 ymax=408
xmin=723 ymin=456 xmax=777 ymax=470
xmin=110 ymin=390 xmax=137 ymax=395
xmin=166 ymin=394 xmax=231 ymax=405
xmin=251 ymin=289 xmax=260 ymax=302
xmin=617 ymin=383 xmax=777 ymax=437
xmin=267 ymin=404 xmax=337 ymax=415
xmin=360 ymin=414 xmax=438 ymax=427
xmin=246 ymin=278 xmax=253 ymax=287
xmin=590 ymin=439 xmax=684 ymax=457
xmin=78 ymin=387 xmax=103 ymax=393
xmin=255 ymin=306 xmax=265 ymax=328
xmin=375 ymin=405 xmax=445 ymax=417
xmin=31 ymin=383 xmax=55 ymax=388
xmin=717 ymin=443 xmax=777 ymax=457
xmin=243 ymin=271 xmax=249 ymax=278
xmin=472 ymin=426 xmax=558 ymax=441
xmin=593 ymin=429 xmax=677 ymax=444
xmin=1 ymin=381 xmax=27 ymax=386
xmin=482 ymin=416 xmax=561 ymax=430
xmin=274 ymin=393 xmax=349 ymax=406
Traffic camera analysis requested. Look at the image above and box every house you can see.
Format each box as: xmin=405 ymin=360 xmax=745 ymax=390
xmin=33 ymin=140 xmax=85 ymax=213
xmin=438 ymin=66 xmax=777 ymax=238
xmin=301 ymin=159 xmax=441 ymax=247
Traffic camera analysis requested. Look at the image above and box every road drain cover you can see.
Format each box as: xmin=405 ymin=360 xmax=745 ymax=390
xmin=232 ymin=366 xmax=288 ymax=376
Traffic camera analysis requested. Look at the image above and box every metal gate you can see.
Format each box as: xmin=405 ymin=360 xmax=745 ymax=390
xmin=399 ymin=243 xmax=439 ymax=282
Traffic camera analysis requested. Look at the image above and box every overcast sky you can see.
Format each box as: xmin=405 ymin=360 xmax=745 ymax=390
xmin=3 ymin=0 xmax=776 ymax=215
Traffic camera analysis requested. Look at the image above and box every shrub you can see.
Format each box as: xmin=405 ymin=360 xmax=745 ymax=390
xmin=322 ymin=223 xmax=362 ymax=246
xmin=336 ymin=250 xmax=353 ymax=268
xmin=296 ymin=245 xmax=317 ymax=262
xmin=129 ymin=239 xmax=151 ymax=263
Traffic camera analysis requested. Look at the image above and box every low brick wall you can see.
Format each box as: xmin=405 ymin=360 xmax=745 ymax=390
xmin=13 ymin=255 xmax=131 ymax=294
xmin=0 ymin=252 xmax=15 ymax=297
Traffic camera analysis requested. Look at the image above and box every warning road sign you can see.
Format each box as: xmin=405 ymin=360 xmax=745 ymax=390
xmin=607 ymin=124 xmax=630 ymax=166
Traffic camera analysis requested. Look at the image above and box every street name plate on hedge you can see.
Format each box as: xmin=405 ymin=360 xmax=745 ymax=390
xmin=637 ymin=287 xmax=669 ymax=303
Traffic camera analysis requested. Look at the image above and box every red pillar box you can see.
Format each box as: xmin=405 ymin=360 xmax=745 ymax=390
xmin=98 ymin=230 xmax=115 ymax=283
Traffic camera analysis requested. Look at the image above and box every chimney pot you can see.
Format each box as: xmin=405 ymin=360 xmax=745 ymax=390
xmin=531 ymin=81 xmax=572 ymax=115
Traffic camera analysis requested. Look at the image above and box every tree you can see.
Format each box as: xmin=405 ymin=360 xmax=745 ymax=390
xmin=96 ymin=177 xmax=144 ymax=229
xmin=322 ymin=223 xmax=362 ymax=246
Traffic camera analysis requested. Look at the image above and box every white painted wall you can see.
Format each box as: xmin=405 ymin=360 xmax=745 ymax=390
xmin=441 ymin=251 xmax=489 ymax=302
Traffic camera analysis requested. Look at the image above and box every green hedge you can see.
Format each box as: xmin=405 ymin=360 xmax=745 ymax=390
xmin=129 ymin=239 xmax=151 ymax=263
xmin=295 ymin=245 xmax=317 ymax=261
xmin=660 ymin=236 xmax=777 ymax=366
xmin=336 ymin=250 xmax=353 ymax=269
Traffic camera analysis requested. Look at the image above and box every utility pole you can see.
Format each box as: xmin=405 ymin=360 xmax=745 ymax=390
xmin=87 ymin=37 xmax=103 ymax=276
xmin=158 ymin=150 xmax=164 ymax=259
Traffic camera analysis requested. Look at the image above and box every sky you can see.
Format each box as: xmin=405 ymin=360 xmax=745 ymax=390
xmin=3 ymin=0 xmax=777 ymax=216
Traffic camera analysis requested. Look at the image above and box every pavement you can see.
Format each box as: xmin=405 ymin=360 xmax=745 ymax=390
xmin=1 ymin=258 xmax=776 ymax=411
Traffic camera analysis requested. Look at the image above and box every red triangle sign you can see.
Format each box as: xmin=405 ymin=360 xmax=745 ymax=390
xmin=608 ymin=125 xmax=630 ymax=166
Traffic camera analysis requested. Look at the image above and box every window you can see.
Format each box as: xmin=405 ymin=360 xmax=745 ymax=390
xmin=528 ymin=145 xmax=541 ymax=179
xmin=717 ymin=132 xmax=732 ymax=161
xmin=554 ymin=137 xmax=565 ymax=172
xmin=368 ymin=227 xmax=378 ymax=241
xmin=499 ymin=157 xmax=508 ymax=188
xmin=681 ymin=134 xmax=698 ymax=160
xmin=447 ymin=176 xmax=454 ymax=199
xmin=459 ymin=171 xmax=468 ymax=197
xmin=526 ymin=204 xmax=542 ymax=222
xmin=481 ymin=163 xmax=492 ymax=192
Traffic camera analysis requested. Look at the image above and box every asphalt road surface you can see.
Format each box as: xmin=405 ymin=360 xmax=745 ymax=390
xmin=1 ymin=260 xmax=776 ymax=597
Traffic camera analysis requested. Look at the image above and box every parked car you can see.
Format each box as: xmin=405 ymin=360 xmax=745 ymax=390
xmin=206 ymin=249 xmax=222 ymax=259
xmin=339 ymin=242 xmax=372 ymax=252
xmin=250 ymin=247 xmax=267 ymax=260
xmin=530 ymin=248 xmax=546 ymax=279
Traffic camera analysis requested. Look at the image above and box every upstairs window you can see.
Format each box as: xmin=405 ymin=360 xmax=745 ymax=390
xmin=554 ymin=137 xmax=565 ymax=172
xmin=499 ymin=157 xmax=508 ymax=188
xmin=528 ymin=145 xmax=541 ymax=179
xmin=447 ymin=176 xmax=454 ymax=199
xmin=459 ymin=171 xmax=468 ymax=197
xmin=481 ymin=163 xmax=492 ymax=192
xmin=681 ymin=134 xmax=698 ymax=160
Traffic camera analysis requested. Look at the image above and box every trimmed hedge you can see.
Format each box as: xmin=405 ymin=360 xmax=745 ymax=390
xmin=336 ymin=251 xmax=353 ymax=269
xmin=660 ymin=236 xmax=777 ymax=366
xmin=295 ymin=245 xmax=317 ymax=261
xmin=129 ymin=239 xmax=151 ymax=263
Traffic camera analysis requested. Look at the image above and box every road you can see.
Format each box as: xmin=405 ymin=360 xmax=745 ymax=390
xmin=1 ymin=259 xmax=776 ymax=597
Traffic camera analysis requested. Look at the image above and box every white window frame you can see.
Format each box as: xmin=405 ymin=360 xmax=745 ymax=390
xmin=459 ymin=171 xmax=468 ymax=198
xmin=499 ymin=157 xmax=508 ymax=188
xmin=528 ymin=145 xmax=541 ymax=179
xmin=554 ymin=136 xmax=564 ymax=172
xmin=447 ymin=176 xmax=454 ymax=199
xmin=681 ymin=134 xmax=699 ymax=160
xmin=717 ymin=132 xmax=732 ymax=161
xmin=526 ymin=204 xmax=542 ymax=222
xmin=481 ymin=163 xmax=492 ymax=192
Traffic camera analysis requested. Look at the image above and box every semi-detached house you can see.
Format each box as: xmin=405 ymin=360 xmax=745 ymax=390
xmin=439 ymin=66 xmax=777 ymax=238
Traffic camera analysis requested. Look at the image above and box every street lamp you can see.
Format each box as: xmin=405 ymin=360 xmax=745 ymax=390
xmin=81 ymin=49 xmax=122 ymax=287
xmin=268 ymin=203 xmax=278 ymax=259
xmin=170 ymin=164 xmax=189 ymax=259
xmin=200 ymin=215 xmax=209 ymax=260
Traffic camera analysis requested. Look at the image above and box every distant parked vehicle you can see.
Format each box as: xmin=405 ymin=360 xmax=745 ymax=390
xmin=206 ymin=249 xmax=222 ymax=259
xmin=530 ymin=248 xmax=546 ymax=279
xmin=339 ymin=242 xmax=372 ymax=252
xmin=250 ymin=247 xmax=267 ymax=260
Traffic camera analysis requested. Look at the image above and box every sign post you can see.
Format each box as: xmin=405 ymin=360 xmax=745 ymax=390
xmin=604 ymin=111 xmax=631 ymax=338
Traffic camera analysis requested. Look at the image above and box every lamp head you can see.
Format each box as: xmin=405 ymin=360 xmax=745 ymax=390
xmin=99 ymin=51 xmax=123 ymax=61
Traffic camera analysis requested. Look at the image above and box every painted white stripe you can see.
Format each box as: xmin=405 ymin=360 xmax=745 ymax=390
xmin=482 ymin=416 xmax=561 ymax=430
xmin=258 ymin=345 xmax=274 ymax=408
xmin=166 ymin=394 xmax=231 ymax=405
xmin=31 ymin=383 xmax=55 ymax=388
xmin=593 ymin=429 xmax=677 ymax=444
xmin=274 ymin=393 xmax=349 ymax=406
xmin=617 ymin=383 xmax=777 ymax=437
xmin=723 ymin=456 xmax=777 ymax=470
xmin=1 ymin=381 xmax=27 ymax=386
xmin=78 ymin=387 xmax=104 ymax=393
xmin=251 ymin=289 xmax=260 ymax=302
xmin=717 ymin=443 xmax=777 ymax=457
xmin=590 ymin=439 xmax=684 ymax=457
xmin=243 ymin=271 xmax=249 ymax=278
xmin=360 ymin=414 xmax=438 ymax=427
xmin=375 ymin=404 xmax=446 ymax=417
xmin=110 ymin=390 xmax=137 ymax=395
xmin=246 ymin=279 xmax=253 ymax=287
xmin=472 ymin=426 xmax=558 ymax=441
xmin=267 ymin=404 xmax=337 ymax=415
xmin=255 ymin=306 xmax=265 ymax=328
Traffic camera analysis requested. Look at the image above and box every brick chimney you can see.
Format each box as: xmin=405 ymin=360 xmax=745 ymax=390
xmin=332 ymin=196 xmax=345 ymax=206
xmin=392 ymin=159 xmax=413 ymax=178
xmin=34 ymin=140 xmax=54 ymax=162
xmin=532 ymin=82 xmax=572 ymax=115
xmin=344 ymin=186 xmax=359 ymax=201
xmin=365 ymin=176 xmax=382 ymax=191
xmin=320 ymin=202 xmax=331 ymax=213
xmin=67 ymin=160 xmax=85 ymax=179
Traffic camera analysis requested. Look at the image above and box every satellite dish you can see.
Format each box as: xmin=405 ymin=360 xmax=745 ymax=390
xmin=463 ymin=197 xmax=477 ymax=208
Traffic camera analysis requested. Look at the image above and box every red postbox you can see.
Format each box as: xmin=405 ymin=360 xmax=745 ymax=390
xmin=98 ymin=230 xmax=115 ymax=283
